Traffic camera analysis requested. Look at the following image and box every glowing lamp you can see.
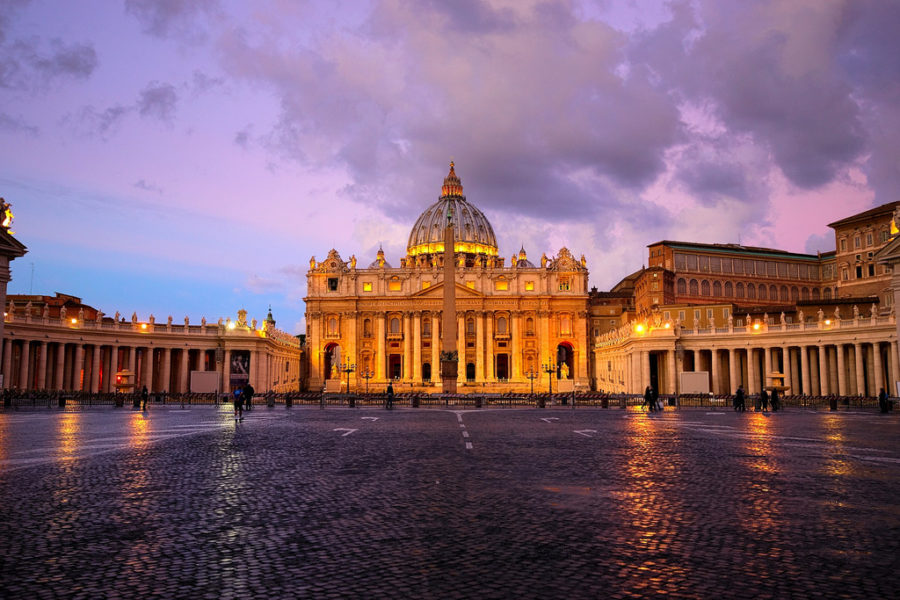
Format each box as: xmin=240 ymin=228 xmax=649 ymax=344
xmin=228 ymin=321 xmax=236 ymax=330
xmin=752 ymin=322 xmax=761 ymax=330
xmin=71 ymin=318 xmax=77 ymax=324
xmin=664 ymin=323 xmax=671 ymax=329
xmin=824 ymin=319 xmax=831 ymax=325
xmin=141 ymin=323 xmax=148 ymax=330
xmin=635 ymin=324 xmax=645 ymax=333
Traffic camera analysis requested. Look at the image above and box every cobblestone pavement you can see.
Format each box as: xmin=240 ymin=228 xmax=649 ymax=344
xmin=0 ymin=406 xmax=898 ymax=599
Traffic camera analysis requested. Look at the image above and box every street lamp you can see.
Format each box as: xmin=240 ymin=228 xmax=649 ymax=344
xmin=361 ymin=368 xmax=373 ymax=394
xmin=525 ymin=370 xmax=538 ymax=395
xmin=542 ymin=357 xmax=556 ymax=395
xmin=340 ymin=362 xmax=356 ymax=393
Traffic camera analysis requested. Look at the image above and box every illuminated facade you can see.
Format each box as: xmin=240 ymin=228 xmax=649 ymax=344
xmin=304 ymin=164 xmax=591 ymax=393
xmin=3 ymin=294 xmax=302 ymax=394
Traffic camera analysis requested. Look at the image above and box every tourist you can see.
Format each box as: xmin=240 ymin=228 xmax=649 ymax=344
xmin=770 ymin=388 xmax=779 ymax=412
xmin=735 ymin=385 xmax=746 ymax=412
xmin=386 ymin=381 xmax=394 ymax=410
xmin=878 ymin=387 xmax=889 ymax=413
xmin=233 ymin=385 xmax=244 ymax=421
xmin=760 ymin=388 xmax=769 ymax=412
xmin=141 ymin=385 xmax=149 ymax=411
xmin=243 ymin=382 xmax=255 ymax=411
xmin=643 ymin=386 xmax=654 ymax=412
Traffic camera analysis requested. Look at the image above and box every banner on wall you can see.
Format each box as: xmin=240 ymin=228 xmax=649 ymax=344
xmin=230 ymin=350 xmax=250 ymax=386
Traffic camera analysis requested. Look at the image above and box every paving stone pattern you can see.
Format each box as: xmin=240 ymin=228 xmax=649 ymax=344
xmin=0 ymin=407 xmax=898 ymax=599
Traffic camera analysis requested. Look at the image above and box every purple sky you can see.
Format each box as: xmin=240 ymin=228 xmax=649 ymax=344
xmin=2 ymin=0 xmax=898 ymax=334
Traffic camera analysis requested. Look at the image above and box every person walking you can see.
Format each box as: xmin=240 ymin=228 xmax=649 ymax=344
xmin=141 ymin=385 xmax=149 ymax=411
xmin=243 ymin=382 xmax=255 ymax=412
xmin=770 ymin=388 xmax=779 ymax=412
xmin=386 ymin=381 xmax=394 ymax=410
xmin=643 ymin=386 xmax=654 ymax=412
xmin=760 ymin=388 xmax=769 ymax=412
xmin=233 ymin=385 xmax=244 ymax=421
xmin=735 ymin=385 xmax=746 ymax=412
xmin=879 ymin=387 xmax=889 ymax=413
xmin=652 ymin=386 xmax=662 ymax=412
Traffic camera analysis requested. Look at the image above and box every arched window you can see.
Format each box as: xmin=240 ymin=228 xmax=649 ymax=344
xmin=812 ymin=288 xmax=820 ymax=300
xmin=526 ymin=317 xmax=534 ymax=335
xmin=724 ymin=282 xmax=733 ymax=297
xmin=824 ymin=287 xmax=832 ymax=299
xmin=769 ymin=284 xmax=777 ymax=300
xmin=363 ymin=318 xmax=372 ymax=337
xmin=560 ymin=315 xmax=571 ymax=335
xmin=423 ymin=318 xmax=431 ymax=336
xmin=497 ymin=316 xmax=508 ymax=334
xmin=689 ymin=279 xmax=699 ymax=296
xmin=780 ymin=285 xmax=789 ymax=301
xmin=701 ymin=280 xmax=710 ymax=296
xmin=791 ymin=286 xmax=799 ymax=302
xmin=467 ymin=318 xmax=475 ymax=334
xmin=747 ymin=283 xmax=756 ymax=299
xmin=801 ymin=287 xmax=809 ymax=301
xmin=736 ymin=282 xmax=745 ymax=298
xmin=328 ymin=318 xmax=338 ymax=335
xmin=390 ymin=317 xmax=400 ymax=334
xmin=758 ymin=285 xmax=767 ymax=300
xmin=713 ymin=281 xmax=722 ymax=296
xmin=677 ymin=278 xmax=687 ymax=295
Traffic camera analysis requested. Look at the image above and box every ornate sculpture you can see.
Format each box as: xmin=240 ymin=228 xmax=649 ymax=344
xmin=853 ymin=305 xmax=859 ymax=318
xmin=834 ymin=306 xmax=841 ymax=319
xmin=132 ymin=312 xmax=138 ymax=324
xmin=309 ymin=256 xmax=316 ymax=269
xmin=78 ymin=308 xmax=85 ymax=322
xmin=96 ymin=311 xmax=103 ymax=323
xmin=251 ymin=318 xmax=257 ymax=329
xmin=60 ymin=306 xmax=67 ymax=320
xmin=114 ymin=311 xmax=120 ymax=322
xmin=184 ymin=316 xmax=190 ymax=326
xmin=167 ymin=315 xmax=173 ymax=326
xmin=201 ymin=316 xmax=207 ymax=326
xmin=541 ymin=253 xmax=548 ymax=268
xmin=872 ymin=303 xmax=878 ymax=317
xmin=42 ymin=304 xmax=50 ymax=320
xmin=350 ymin=254 xmax=357 ymax=269
xmin=817 ymin=309 xmax=824 ymax=322
xmin=780 ymin=312 xmax=786 ymax=325
xmin=798 ymin=309 xmax=804 ymax=323
xmin=237 ymin=308 xmax=248 ymax=327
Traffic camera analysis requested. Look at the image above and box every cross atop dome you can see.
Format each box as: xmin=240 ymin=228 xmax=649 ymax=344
xmin=441 ymin=161 xmax=464 ymax=198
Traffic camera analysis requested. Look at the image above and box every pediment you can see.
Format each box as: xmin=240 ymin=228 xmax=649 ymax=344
xmin=0 ymin=229 xmax=27 ymax=258
xmin=411 ymin=282 xmax=485 ymax=298
xmin=875 ymin=235 xmax=900 ymax=264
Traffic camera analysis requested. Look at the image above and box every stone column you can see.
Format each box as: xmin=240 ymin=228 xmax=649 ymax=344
xmin=800 ymin=346 xmax=811 ymax=395
xmin=143 ymin=348 xmax=154 ymax=391
xmin=249 ymin=350 xmax=259 ymax=392
xmin=818 ymin=345 xmax=829 ymax=395
xmin=576 ymin=311 xmax=589 ymax=382
xmin=782 ymin=346 xmax=792 ymax=395
xmin=431 ymin=314 xmax=440 ymax=382
xmin=413 ymin=311 xmax=422 ymax=383
xmin=836 ymin=344 xmax=847 ymax=396
xmin=54 ymin=343 xmax=66 ymax=390
xmin=90 ymin=346 xmax=101 ymax=393
xmin=403 ymin=312 xmax=412 ymax=380
xmin=2 ymin=338 xmax=11 ymax=388
xmin=475 ymin=311 xmax=485 ymax=382
xmin=160 ymin=348 xmax=171 ymax=393
xmin=747 ymin=348 xmax=757 ymax=394
xmin=511 ymin=312 xmax=521 ymax=381
xmin=810 ymin=346 xmax=821 ymax=395
xmin=892 ymin=341 xmax=900 ymax=395
xmin=641 ymin=350 xmax=650 ymax=391
xmin=376 ymin=312 xmax=386 ymax=380
xmin=37 ymin=341 xmax=48 ymax=390
xmin=180 ymin=348 xmax=190 ymax=393
xmin=539 ymin=311 xmax=551 ymax=372
xmin=485 ymin=313 xmax=494 ymax=381
xmin=73 ymin=344 xmax=84 ymax=391
xmin=128 ymin=346 xmax=137 ymax=378
xmin=874 ymin=343 xmax=885 ymax=395
xmin=108 ymin=345 xmax=120 ymax=392
xmin=222 ymin=349 xmax=231 ymax=394
xmin=667 ymin=349 xmax=677 ymax=395
xmin=457 ymin=313 xmax=465 ymax=385
xmin=854 ymin=343 xmax=865 ymax=396
xmin=728 ymin=348 xmax=737 ymax=393
xmin=763 ymin=347 xmax=772 ymax=392
xmin=711 ymin=349 xmax=720 ymax=394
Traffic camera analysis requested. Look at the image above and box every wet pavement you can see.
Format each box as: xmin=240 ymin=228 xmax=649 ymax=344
xmin=0 ymin=406 xmax=898 ymax=599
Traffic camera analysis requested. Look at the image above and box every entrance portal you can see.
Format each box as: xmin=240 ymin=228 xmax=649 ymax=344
xmin=388 ymin=354 xmax=402 ymax=380
xmin=556 ymin=343 xmax=574 ymax=379
xmin=496 ymin=354 xmax=509 ymax=380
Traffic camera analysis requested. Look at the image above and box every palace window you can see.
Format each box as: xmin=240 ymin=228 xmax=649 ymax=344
xmin=363 ymin=318 xmax=372 ymax=338
xmin=467 ymin=319 xmax=475 ymax=335
xmin=736 ymin=282 xmax=745 ymax=298
xmin=780 ymin=285 xmax=789 ymax=301
xmin=882 ymin=230 xmax=890 ymax=243
xmin=560 ymin=315 xmax=572 ymax=335
xmin=422 ymin=281 xmax=431 ymax=290
xmin=558 ymin=277 xmax=571 ymax=291
xmin=867 ymin=233 xmax=873 ymax=246
xmin=497 ymin=317 xmax=508 ymax=334
xmin=664 ymin=311 xmax=670 ymax=320
xmin=526 ymin=317 xmax=534 ymax=335
xmin=327 ymin=278 xmax=339 ymax=291
xmin=677 ymin=278 xmax=687 ymax=294
xmin=758 ymin=285 xmax=767 ymax=300
xmin=689 ymin=279 xmax=699 ymax=295
xmin=706 ymin=309 xmax=713 ymax=320
xmin=423 ymin=319 xmax=431 ymax=337
xmin=466 ymin=281 xmax=475 ymax=289
xmin=525 ymin=281 xmax=534 ymax=291
xmin=869 ymin=264 xmax=875 ymax=277
xmin=495 ymin=280 xmax=509 ymax=291
xmin=747 ymin=283 xmax=756 ymax=299
xmin=791 ymin=286 xmax=800 ymax=302
xmin=363 ymin=282 xmax=373 ymax=292
xmin=724 ymin=281 xmax=733 ymax=297
xmin=801 ymin=287 xmax=810 ymax=301
xmin=856 ymin=266 xmax=863 ymax=279
xmin=389 ymin=278 xmax=401 ymax=291
xmin=678 ymin=310 xmax=685 ymax=321
xmin=840 ymin=238 xmax=847 ymax=251
xmin=701 ymin=280 xmax=710 ymax=296
xmin=855 ymin=236 xmax=861 ymax=249
xmin=713 ymin=281 xmax=722 ymax=296
xmin=390 ymin=317 xmax=400 ymax=334
xmin=328 ymin=317 xmax=338 ymax=336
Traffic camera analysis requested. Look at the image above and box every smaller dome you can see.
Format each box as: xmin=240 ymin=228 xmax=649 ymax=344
xmin=515 ymin=245 xmax=535 ymax=268
xmin=368 ymin=245 xmax=392 ymax=268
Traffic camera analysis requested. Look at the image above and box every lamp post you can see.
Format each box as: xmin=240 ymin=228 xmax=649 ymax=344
xmin=542 ymin=357 xmax=556 ymax=395
xmin=525 ymin=370 xmax=538 ymax=395
xmin=361 ymin=369 xmax=373 ymax=394
xmin=341 ymin=362 xmax=356 ymax=393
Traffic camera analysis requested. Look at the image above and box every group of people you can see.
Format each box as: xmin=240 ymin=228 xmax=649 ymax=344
xmin=233 ymin=383 xmax=255 ymax=420
xmin=732 ymin=385 xmax=779 ymax=412
xmin=643 ymin=386 xmax=662 ymax=412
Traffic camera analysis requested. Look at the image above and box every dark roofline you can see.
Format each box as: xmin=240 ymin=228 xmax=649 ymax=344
xmin=828 ymin=200 xmax=900 ymax=229
xmin=648 ymin=240 xmax=821 ymax=261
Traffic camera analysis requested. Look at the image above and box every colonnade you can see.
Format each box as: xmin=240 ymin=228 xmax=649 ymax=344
xmin=597 ymin=333 xmax=899 ymax=398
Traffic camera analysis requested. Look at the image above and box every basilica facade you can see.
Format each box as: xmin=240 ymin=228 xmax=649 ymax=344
xmin=304 ymin=164 xmax=591 ymax=393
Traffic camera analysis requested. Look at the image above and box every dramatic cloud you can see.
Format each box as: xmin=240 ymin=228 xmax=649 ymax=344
xmin=137 ymin=81 xmax=178 ymax=122
xmin=125 ymin=0 xmax=218 ymax=40
xmin=0 ymin=37 xmax=97 ymax=89
xmin=0 ymin=111 xmax=38 ymax=135
xmin=66 ymin=104 xmax=131 ymax=139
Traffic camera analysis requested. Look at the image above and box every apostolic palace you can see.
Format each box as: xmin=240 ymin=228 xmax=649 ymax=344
xmin=2 ymin=165 xmax=900 ymax=399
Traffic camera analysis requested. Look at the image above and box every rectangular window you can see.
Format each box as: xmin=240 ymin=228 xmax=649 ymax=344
xmin=363 ymin=282 xmax=373 ymax=292
xmin=686 ymin=255 xmax=698 ymax=271
xmin=868 ymin=264 xmax=875 ymax=277
xmin=652 ymin=297 xmax=659 ymax=305
xmin=721 ymin=258 xmax=732 ymax=273
xmin=663 ymin=311 xmax=670 ymax=320
xmin=706 ymin=309 xmax=713 ymax=320
xmin=710 ymin=257 xmax=721 ymax=272
xmin=756 ymin=260 xmax=766 ymax=276
xmin=558 ymin=277 xmax=570 ymax=291
xmin=466 ymin=281 xmax=475 ymax=289
xmin=789 ymin=263 xmax=799 ymax=278
xmin=767 ymin=261 xmax=777 ymax=276
xmin=694 ymin=309 xmax=700 ymax=320
xmin=651 ymin=282 xmax=659 ymax=291
xmin=744 ymin=259 xmax=755 ymax=275
xmin=525 ymin=281 xmax=534 ymax=291
xmin=422 ymin=281 xmax=431 ymax=289
xmin=856 ymin=266 xmax=863 ymax=279
xmin=840 ymin=238 xmax=847 ymax=251
xmin=495 ymin=280 xmax=509 ymax=291
xmin=867 ymin=233 xmax=873 ymax=246
xmin=733 ymin=259 xmax=743 ymax=274
xmin=674 ymin=253 xmax=687 ymax=270
xmin=777 ymin=262 xmax=788 ymax=277
xmin=723 ymin=308 xmax=729 ymax=319
xmin=327 ymin=278 xmax=339 ymax=291
xmin=699 ymin=255 xmax=709 ymax=271
xmin=855 ymin=236 xmax=861 ymax=249
xmin=882 ymin=231 xmax=890 ymax=242
xmin=389 ymin=279 xmax=401 ymax=291
xmin=842 ymin=269 xmax=849 ymax=281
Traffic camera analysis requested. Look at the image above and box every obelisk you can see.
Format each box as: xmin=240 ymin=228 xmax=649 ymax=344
xmin=441 ymin=204 xmax=458 ymax=393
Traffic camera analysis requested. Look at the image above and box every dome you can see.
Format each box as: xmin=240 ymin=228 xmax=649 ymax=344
xmin=407 ymin=162 xmax=498 ymax=257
